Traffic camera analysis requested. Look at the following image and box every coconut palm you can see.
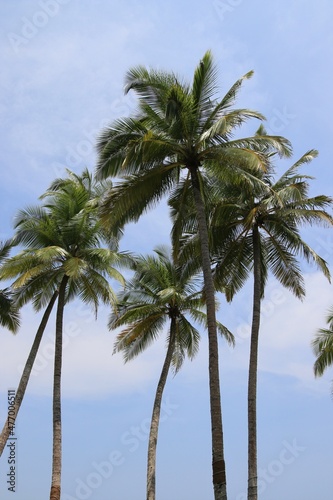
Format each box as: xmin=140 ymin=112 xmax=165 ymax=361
xmin=0 ymin=240 xmax=20 ymax=333
xmin=95 ymin=50 xmax=291 ymax=500
xmin=210 ymin=149 xmax=332 ymax=500
xmin=0 ymin=169 xmax=127 ymax=500
xmin=0 ymin=169 xmax=118 ymax=457
xmin=110 ymin=246 xmax=234 ymax=500
xmin=313 ymin=307 xmax=333 ymax=393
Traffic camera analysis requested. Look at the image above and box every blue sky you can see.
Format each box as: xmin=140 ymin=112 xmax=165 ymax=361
xmin=0 ymin=1 xmax=333 ymax=499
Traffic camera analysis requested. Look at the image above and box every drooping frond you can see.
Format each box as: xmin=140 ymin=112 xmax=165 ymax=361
xmin=100 ymin=165 xmax=179 ymax=229
xmin=113 ymin=315 xmax=167 ymax=362
xmin=171 ymin=315 xmax=201 ymax=372
xmin=264 ymin=237 xmax=305 ymax=299
xmin=0 ymin=239 xmax=14 ymax=260
xmin=0 ymin=289 xmax=20 ymax=333
xmin=124 ymin=66 xmax=178 ymax=110
xmin=5 ymin=169 xmax=126 ymax=320
xmin=313 ymin=308 xmax=333 ymax=378
xmin=313 ymin=330 xmax=333 ymax=377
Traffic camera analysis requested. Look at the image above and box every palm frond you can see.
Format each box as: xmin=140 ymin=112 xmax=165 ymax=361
xmin=0 ymin=289 xmax=20 ymax=333
xmin=192 ymin=50 xmax=218 ymax=111
xmin=100 ymin=165 xmax=179 ymax=228
xmin=313 ymin=323 xmax=333 ymax=377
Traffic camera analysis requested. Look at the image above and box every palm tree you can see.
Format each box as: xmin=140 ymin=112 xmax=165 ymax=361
xmin=110 ymin=246 xmax=234 ymax=500
xmin=0 ymin=169 xmax=124 ymax=457
xmin=209 ymin=148 xmax=332 ymax=500
xmin=0 ymin=169 xmax=127 ymax=500
xmin=0 ymin=240 xmax=20 ymax=333
xmin=169 ymin=141 xmax=332 ymax=499
xmin=313 ymin=307 xmax=333 ymax=393
xmin=95 ymin=50 xmax=292 ymax=500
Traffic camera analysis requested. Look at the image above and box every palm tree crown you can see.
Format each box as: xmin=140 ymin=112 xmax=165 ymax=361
xmin=111 ymin=246 xmax=233 ymax=368
xmin=96 ymin=51 xmax=292 ymax=228
xmin=1 ymin=168 xmax=126 ymax=311
xmin=210 ymin=148 xmax=332 ymax=298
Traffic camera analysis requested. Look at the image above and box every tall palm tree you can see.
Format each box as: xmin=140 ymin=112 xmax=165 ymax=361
xmin=0 ymin=169 xmax=127 ymax=500
xmin=313 ymin=307 xmax=333 ymax=393
xmin=169 ymin=142 xmax=332 ymax=500
xmin=95 ymin=50 xmax=291 ymax=500
xmin=0 ymin=240 xmax=20 ymax=333
xmin=209 ymin=148 xmax=332 ymax=500
xmin=110 ymin=246 xmax=234 ymax=500
xmin=0 ymin=169 xmax=118 ymax=457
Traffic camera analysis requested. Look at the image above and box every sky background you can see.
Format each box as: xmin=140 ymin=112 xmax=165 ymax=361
xmin=0 ymin=1 xmax=333 ymax=499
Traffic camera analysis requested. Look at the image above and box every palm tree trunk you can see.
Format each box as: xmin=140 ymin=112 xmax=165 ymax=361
xmin=0 ymin=291 xmax=58 ymax=457
xmin=189 ymin=166 xmax=227 ymax=500
xmin=248 ymin=225 xmax=261 ymax=500
xmin=147 ymin=318 xmax=176 ymax=500
xmin=50 ymin=276 xmax=68 ymax=500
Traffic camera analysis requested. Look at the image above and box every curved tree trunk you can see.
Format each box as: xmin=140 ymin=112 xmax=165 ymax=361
xmin=147 ymin=318 xmax=176 ymax=500
xmin=189 ymin=166 xmax=227 ymax=500
xmin=247 ymin=225 xmax=261 ymax=500
xmin=0 ymin=291 xmax=58 ymax=457
xmin=50 ymin=276 xmax=68 ymax=500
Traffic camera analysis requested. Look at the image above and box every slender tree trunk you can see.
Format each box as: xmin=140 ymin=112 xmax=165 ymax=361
xmin=248 ymin=225 xmax=261 ymax=500
xmin=147 ymin=318 xmax=176 ymax=500
xmin=50 ymin=277 xmax=68 ymax=500
xmin=189 ymin=166 xmax=227 ymax=500
xmin=0 ymin=292 xmax=58 ymax=457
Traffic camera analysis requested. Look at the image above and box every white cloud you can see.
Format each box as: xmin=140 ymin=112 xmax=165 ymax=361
xmin=0 ymin=303 xmax=169 ymax=400
xmin=220 ymin=272 xmax=333 ymax=395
